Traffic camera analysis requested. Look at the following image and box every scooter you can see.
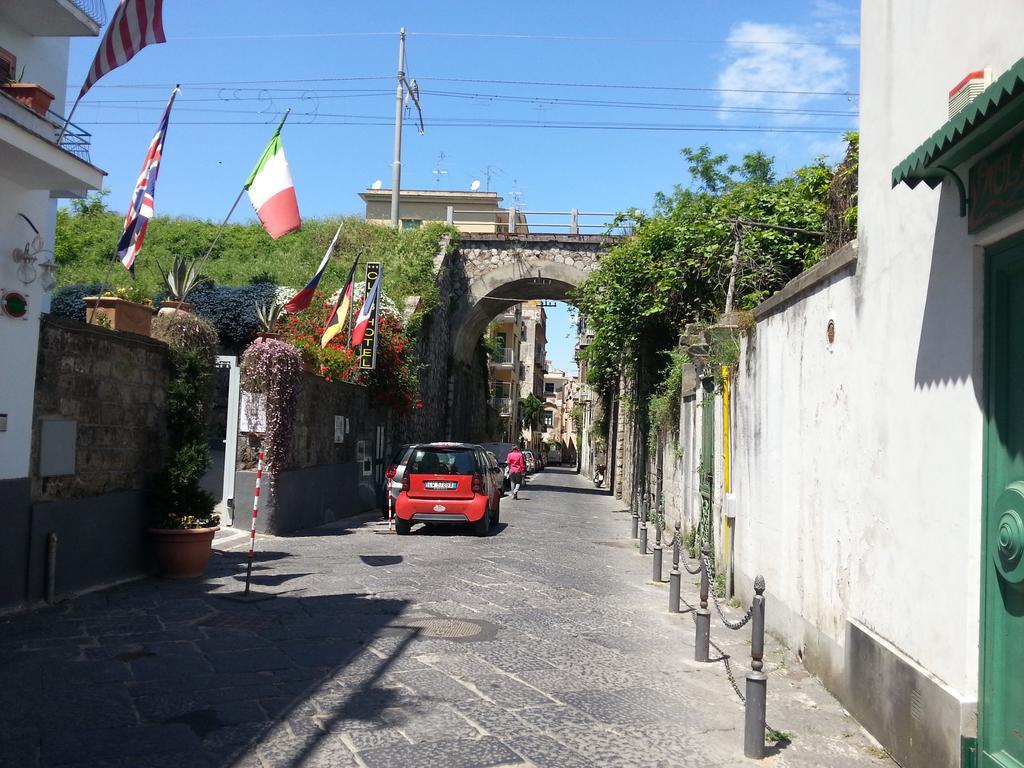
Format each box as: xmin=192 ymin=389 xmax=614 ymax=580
xmin=593 ymin=464 xmax=606 ymax=488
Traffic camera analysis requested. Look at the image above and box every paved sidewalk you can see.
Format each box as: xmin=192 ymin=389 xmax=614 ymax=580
xmin=0 ymin=468 xmax=894 ymax=768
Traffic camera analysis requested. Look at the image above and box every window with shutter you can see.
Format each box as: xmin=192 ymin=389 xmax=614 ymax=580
xmin=0 ymin=49 xmax=16 ymax=83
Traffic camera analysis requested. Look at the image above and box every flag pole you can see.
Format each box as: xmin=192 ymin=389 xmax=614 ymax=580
xmin=55 ymin=95 xmax=82 ymax=146
xmin=186 ymin=109 xmax=293 ymax=293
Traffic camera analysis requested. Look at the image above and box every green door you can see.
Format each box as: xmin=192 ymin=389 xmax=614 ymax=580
xmin=981 ymin=238 xmax=1024 ymax=767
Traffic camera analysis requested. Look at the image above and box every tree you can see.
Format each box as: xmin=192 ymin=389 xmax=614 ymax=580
xmin=519 ymin=393 xmax=545 ymax=431
xmin=574 ymin=143 xmax=837 ymax=395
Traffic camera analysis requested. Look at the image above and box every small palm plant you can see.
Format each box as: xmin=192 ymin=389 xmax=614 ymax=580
xmin=159 ymin=256 xmax=208 ymax=302
xmin=255 ymin=299 xmax=286 ymax=333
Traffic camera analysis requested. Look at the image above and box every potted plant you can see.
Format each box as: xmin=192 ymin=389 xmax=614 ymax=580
xmin=157 ymin=256 xmax=209 ymax=316
xmin=254 ymin=299 xmax=286 ymax=341
xmin=148 ymin=314 xmax=221 ymax=578
xmin=1 ymin=66 xmax=55 ymax=116
xmin=83 ymin=286 xmax=157 ymax=336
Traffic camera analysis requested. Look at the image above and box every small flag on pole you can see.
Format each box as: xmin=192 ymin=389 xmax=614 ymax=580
xmin=351 ymin=268 xmax=381 ymax=348
xmin=321 ymin=256 xmax=361 ymax=348
xmin=245 ymin=115 xmax=301 ymax=240
xmin=78 ymin=0 xmax=166 ymax=101
xmin=116 ymin=87 xmax=177 ymax=272
xmin=282 ymin=222 xmax=343 ymax=314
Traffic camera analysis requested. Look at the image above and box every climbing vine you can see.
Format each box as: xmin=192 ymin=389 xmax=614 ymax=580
xmin=240 ymin=339 xmax=304 ymax=487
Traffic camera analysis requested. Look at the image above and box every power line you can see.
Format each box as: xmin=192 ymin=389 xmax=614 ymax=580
xmin=69 ymin=76 xmax=859 ymax=99
xmin=419 ymin=76 xmax=858 ymax=98
xmin=75 ymin=90 xmax=856 ymax=118
xmin=74 ymin=117 xmax=853 ymax=134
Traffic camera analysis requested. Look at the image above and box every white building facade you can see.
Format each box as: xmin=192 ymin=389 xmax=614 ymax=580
xmin=0 ymin=1 xmax=104 ymax=608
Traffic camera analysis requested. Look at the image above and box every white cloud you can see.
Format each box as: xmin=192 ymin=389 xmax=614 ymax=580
xmin=716 ymin=21 xmax=850 ymax=116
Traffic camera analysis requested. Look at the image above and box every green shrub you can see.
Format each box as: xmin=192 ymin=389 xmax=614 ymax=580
xmin=50 ymin=282 xmax=102 ymax=321
xmin=149 ymin=314 xmax=220 ymax=529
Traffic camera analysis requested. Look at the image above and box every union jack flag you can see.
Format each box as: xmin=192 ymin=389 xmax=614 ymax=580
xmin=117 ymin=88 xmax=177 ymax=272
xmin=79 ymin=0 xmax=166 ymax=100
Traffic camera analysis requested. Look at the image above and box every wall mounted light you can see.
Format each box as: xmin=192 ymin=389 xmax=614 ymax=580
xmin=39 ymin=259 xmax=58 ymax=292
xmin=11 ymin=236 xmax=41 ymax=286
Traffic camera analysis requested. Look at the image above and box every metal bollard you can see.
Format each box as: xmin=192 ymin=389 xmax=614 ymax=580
xmin=652 ymin=522 xmax=663 ymax=582
xmin=639 ymin=523 xmax=648 ymax=555
xmin=744 ymin=576 xmax=768 ymax=759
xmin=694 ymin=543 xmax=711 ymax=662
xmin=630 ymin=494 xmax=640 ymax=539
xmin=668 ymin=521 xmax=681 ymax=612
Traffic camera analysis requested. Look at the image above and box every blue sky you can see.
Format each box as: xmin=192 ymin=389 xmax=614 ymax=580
xmin=67 ymin=0 xmax=860 ymax=374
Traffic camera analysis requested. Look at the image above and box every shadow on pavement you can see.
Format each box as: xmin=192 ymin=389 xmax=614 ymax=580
xmin=410 ymin=521 xmax=509 ymax=537
xmin=0 ymin=548 xmax=417 ymax=768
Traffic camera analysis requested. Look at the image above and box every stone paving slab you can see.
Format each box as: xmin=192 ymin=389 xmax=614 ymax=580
xmin=0 ymin=468 xmax=896 ymax=767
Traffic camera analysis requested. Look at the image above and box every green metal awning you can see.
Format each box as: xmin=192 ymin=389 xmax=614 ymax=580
xmin=892 ymin=57 xmax=1024 ymax=190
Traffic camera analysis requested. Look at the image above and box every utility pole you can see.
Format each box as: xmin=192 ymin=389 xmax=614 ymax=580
xmin=390 ymin=28 xmax=407 ymax=228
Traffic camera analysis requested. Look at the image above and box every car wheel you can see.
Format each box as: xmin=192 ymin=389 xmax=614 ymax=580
xmin=474 ymin=507 xmax=491 ymax=537
xmin=395 ymin=518 xmax=412 ymax=536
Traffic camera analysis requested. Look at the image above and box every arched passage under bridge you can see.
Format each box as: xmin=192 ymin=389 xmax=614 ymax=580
xmin=445 ymin=234 xmax=617 ymax=439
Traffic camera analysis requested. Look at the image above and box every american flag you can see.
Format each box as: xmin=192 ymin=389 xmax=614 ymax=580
xmin=79 ymin=0 xmax=166 ymax=100
xmin=117 ymin=88 xmax=177 ymax=272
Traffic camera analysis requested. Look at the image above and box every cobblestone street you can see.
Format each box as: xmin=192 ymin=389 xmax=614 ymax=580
xmin=0 ymin=468 xmax=894 ymax=768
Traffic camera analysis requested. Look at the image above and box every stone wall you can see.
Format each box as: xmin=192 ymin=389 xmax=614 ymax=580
xmin=31 ymin=316 xmax=170 ymax=501
xmin=234 ymin=374 xmax=393 ymax=535
xmin=457 ymin=235 xmax=604 ymax=285
xmin=0 ymin=316 xmax=173 ymax=615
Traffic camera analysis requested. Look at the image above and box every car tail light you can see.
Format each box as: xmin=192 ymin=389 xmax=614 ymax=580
xmin=385 ymin=465 xmax=397 ymax=481
xmin=472 ymin=472 xmax=482 ymax=493
xmin=402 ymin=472 xmax=410 ymax=492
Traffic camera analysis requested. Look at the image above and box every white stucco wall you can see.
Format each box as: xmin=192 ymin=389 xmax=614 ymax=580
xmin=731 ymin=0 xmax=1024 ymax=709
xmin=0 ymin=21 xmax=70 ymax=480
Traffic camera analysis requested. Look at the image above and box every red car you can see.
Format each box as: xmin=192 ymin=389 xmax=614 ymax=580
xmin=395 ymin=443 xmax=503 ymax=536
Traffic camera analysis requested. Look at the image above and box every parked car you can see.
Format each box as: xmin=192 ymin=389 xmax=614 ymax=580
xmin=522 ymin=450 xmax=537 ymax=474
xmin=395 ymin=442 xmax=503 ymax=536
xmin=547 ymin=444 xmax=562 ymax=466
xmin=479 ymin=442 xmax=517 ymax=490
xmin=383 ymin=444 xmax=417 ymax=512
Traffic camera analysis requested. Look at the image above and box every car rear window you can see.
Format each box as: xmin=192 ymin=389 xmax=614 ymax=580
xmin=389 ymin=444 xmax=414 ymax=466
xmin=408 ymin=448 xmax=477 ymax=475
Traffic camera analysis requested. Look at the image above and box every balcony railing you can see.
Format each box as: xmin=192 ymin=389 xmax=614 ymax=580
xmin=446 ymin=205 xmax=634 ymax=236
xmin=48 ymin=110 xmax=92 ymax=162
xmin=489 ymin=347 xmax=514 ymax=365
xmin=491 ymin=397 xmax=513 ymax=416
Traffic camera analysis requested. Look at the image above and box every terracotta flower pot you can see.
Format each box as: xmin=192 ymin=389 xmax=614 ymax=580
xmin=157 ymin=300 xmax=193 ymax=317
xmin=148 ymin=526 xmax=219 ymax=579
xmin=0 ymin=83 xmax=55 ymax=116
xmin=83 ymin=296 xmax=157 ymax=336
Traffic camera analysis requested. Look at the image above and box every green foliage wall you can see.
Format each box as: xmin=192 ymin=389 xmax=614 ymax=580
xmin=55 ymin=193 xmax=456 ymax=311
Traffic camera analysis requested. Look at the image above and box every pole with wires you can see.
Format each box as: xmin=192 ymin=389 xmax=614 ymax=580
xmin=388 ymin=28 xmax=425 ymax=228
xmin=390 ymin=28 xmax=406 ymax=228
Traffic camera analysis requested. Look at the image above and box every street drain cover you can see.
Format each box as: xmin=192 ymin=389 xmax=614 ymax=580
xmin=393 ymin=616 xmax=497 ymax=642
xmin=593 ymin=540 xmax=637 ymax=549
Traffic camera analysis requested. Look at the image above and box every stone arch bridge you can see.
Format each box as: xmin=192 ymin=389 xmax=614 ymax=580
xmin=440 ymin=234 xmax=618 ymax=439
xmin=398 ymin=233 xmax=619 ymax=444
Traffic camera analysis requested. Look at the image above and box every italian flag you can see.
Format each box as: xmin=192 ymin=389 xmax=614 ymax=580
xmin=245 ymin=118 xmax=301 ymax=239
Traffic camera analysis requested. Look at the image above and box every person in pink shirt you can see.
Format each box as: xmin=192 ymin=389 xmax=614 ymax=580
xmin=506 ymin=446 xmax=526 ymax=499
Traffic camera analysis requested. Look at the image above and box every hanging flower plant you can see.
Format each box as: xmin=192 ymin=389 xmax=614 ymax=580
xmin=240 ymin=339 xmax=303 ymax=487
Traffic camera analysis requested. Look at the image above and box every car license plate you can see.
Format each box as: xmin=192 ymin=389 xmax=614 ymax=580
xmin=425 ymin=481 xmax=457 ymax=490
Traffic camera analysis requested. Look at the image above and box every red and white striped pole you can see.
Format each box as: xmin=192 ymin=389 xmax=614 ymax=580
xmin=243 ymin=451 xmax=263 ymax=595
